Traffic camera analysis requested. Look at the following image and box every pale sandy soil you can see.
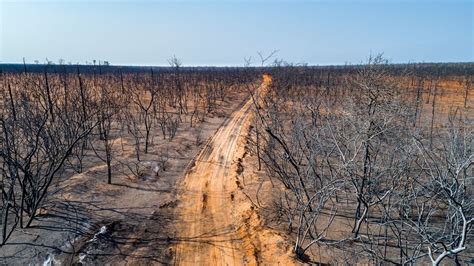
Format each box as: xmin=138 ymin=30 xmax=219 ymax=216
xmin=0 ymin=90 xmax=247 ymax=265
xmin=5 ymin=74 xmax=466 ymax=265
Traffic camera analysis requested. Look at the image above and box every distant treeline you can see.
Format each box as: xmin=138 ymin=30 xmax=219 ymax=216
xmin=0 ymin=63 xmax=256 ymax=74
xmin=1 ymin=62 xmax=473 ymax=76
xmin=269 ymin=62 xmax=474 ymax=77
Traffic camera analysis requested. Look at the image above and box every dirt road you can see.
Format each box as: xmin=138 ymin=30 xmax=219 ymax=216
xmin=173 ymin=95 xmax=254 ymax=265
xmin=172 ymin=76 xmax=297 ymax=265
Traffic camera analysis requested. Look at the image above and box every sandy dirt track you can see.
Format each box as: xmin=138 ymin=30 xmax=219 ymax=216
xmin=172 ymin=76 xmax=297 ymax=265
xmin=173 ymin=96 xmax=254 ymax=265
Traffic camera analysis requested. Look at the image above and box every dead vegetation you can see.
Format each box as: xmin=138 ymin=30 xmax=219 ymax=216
xmin=0 ymin=61 xmax=255 ymax=264
xmin=0 ymin=59 xmax=472 ymax=265
xmin=245 ymin=56 xmax=473 ymax=265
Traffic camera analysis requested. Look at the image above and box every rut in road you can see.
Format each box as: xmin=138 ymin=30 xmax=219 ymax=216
xmin=173 ymin=96 xmax=255 ymax=265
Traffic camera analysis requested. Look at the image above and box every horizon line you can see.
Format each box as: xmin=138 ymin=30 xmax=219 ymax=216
xmin=1 ymin=60 xmax=473 ymax=68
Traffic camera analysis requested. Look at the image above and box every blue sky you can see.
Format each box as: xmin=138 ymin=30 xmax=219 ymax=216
xmin=1 ymin=0 xmax=473 ymax=66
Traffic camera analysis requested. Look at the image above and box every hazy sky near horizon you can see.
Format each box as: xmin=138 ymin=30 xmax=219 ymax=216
xmin=1 ymin=0 xmax=473 ymax=66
